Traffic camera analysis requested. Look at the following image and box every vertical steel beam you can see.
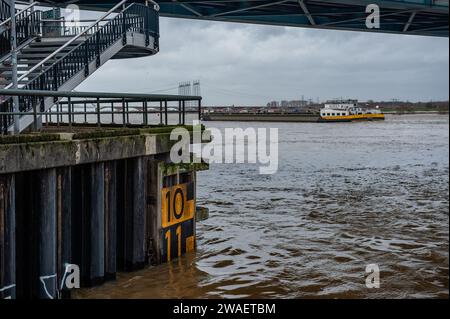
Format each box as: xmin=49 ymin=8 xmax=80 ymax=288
xmin=118 ymin=158 xmax=147 ymax=271
xmin=146 ymin=160 xmax=162 ymax=264
xmin=56 ymin=167 xmax=71 ymax=298
xmin=104 ymin=162 xmax=117 ymax=280
xmin=127 ymin=157 xmax=146 ymax=270
xmin=88 ymin=163 xmax=105 ymax=286
xmin=0 ymin=175 xmax=16 ymax=299
xmin=36 ymin=169 xmax=57 ymax=299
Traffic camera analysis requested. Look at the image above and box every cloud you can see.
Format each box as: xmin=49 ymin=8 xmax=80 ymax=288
xmin=78 ymin=17 xmax=449 ymax=105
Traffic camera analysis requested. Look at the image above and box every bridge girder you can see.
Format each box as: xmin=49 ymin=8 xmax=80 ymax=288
xmin=35 ymin=1 xmax=449 ymax=37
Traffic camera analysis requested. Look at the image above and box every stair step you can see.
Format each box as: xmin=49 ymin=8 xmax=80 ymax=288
xmin=21 ymin=46 xmax=78 ymax=54
xmin=1 ymin=71 xmax=41 ymax=78
xmin=2 ymin=72 xmax=74 ymax=80
xmin=0 ymin=79 xmax=31 ymax=85
xmin=0 ymin=65 xmax=31 ymax=72
xmin=18 ymin=53 xmax=69 ymax=60
xmin=29 ymin=40 xmax=84 ymax=48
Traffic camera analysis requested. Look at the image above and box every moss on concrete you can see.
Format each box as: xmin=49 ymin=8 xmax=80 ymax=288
xmin=162 ymin=161 xmax=209 ymax=176
xmin=72 ymin=129 xmax=141 ymax=140
xmin=70 ymin=125 xmax=204 ymax=140
xmin=0 ymin=133 xmax=61 ymax=145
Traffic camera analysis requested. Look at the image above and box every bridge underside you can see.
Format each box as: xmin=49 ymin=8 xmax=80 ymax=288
xmin=39 ymin=0 xmax=449 ymax=37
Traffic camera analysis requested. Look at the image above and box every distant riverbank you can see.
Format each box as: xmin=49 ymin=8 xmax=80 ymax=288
xmin=202 ymin=110 xmax=449 ymax=122
xmin=384 ymin=110 xmax=449 ymax=115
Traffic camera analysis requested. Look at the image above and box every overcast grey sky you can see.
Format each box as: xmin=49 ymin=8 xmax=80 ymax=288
xmin=78 ymin=17 xmax=449 ymax=106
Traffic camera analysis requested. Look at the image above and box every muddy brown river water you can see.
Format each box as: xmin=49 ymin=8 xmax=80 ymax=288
xmin=76 ymin=114 xmax=449 ymax=299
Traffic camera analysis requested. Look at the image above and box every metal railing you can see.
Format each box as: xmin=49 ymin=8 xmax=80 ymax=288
xmin=0 ymin=0 xmax=13 ymax=22
xmin=0 ymin=1 xmax=38 ymax=27
xmin=0 ymin=4 xmax=41 ymax=58
xmin=0 ymin=89 xmax=202 ymax=134
xmin=10 ymin=0 xmax=129 ymax=88
xmin=41 ymin=19 xmax=112 ymax=37
xmin=0 ymin=2 xmax=160 ymax=132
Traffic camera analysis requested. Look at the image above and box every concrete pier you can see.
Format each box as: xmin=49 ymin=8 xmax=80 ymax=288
xmin=0 ymin=126 xmax=208 ymax=299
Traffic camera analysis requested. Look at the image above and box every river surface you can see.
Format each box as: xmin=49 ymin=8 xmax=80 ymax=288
xmin=76 ymin=114 xmax=449 ymax=299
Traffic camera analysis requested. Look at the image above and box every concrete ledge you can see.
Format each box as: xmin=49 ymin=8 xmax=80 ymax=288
xmin=0 ymin=126 xmax=207 ymax=174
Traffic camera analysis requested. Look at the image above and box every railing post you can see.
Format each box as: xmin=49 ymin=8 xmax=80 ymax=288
xmin=84 ymin=42 xmax=89 ymax=77
xmin=182 ymin=100 xmax=186 ymax=125
xmin=178 ymin=101 xmax=181 ymax=125
xmin=10 ymin=0 xmax=20 ymax=134
xmin=95 ymin=33 xmax=101 ymax=68
xmin=45 ymin=105 xmax=49 ymax=126
xmin=53 ymin=64 xmax=58 ymax=91
xmin=84 ymin=102 xmax=87 ymax=124
xmin=122 ymin=98 xmax=126 ymax=127
xmin=145 ymin=5 xmax=150 ymax=47
xmin=68 ymin=96 xmax=72 ymax=129
xmin=122 ymin=9 xmax=127 ymax=45
xmin=164 ymin=100 xmax=168 ymax=125
xmin=97 ymin=97 xmax=101 ymax=127
xmin=159 ymin=101 xmax=163 ymax=125
xmin=111 ymin=102 xmax=115 ymax=124
xmin=143 ymin=100 xmax=148 ymax=126
xmin=56 ymin=101 xmax=60 ymax=127
xmin=126 ymin=101 xmax=130 ymax=125
xmin=32 ymin=100 xmax=37 ymax=132
xmin=198 ymin=99 xmax=202 ymax=121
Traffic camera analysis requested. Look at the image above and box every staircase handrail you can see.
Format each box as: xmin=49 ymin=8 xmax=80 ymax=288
xmin=5 ymin=0 xmax=129 ymax=88
xmin=1 ymin=2 xmax=160 ymax=132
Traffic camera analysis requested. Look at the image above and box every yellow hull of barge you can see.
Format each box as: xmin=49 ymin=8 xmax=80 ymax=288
xmin=320 ymin=113 xmax=385 ymax=122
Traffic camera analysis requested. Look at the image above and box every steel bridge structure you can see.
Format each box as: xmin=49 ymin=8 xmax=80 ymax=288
xmin=39 ymin=0 xmax=449 ymax=37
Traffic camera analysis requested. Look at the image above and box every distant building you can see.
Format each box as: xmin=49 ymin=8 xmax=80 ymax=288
xmin=267 ymin=101 xmax=279 ymax=108
xmin=266 ymin=99 xmax=309 ymax=108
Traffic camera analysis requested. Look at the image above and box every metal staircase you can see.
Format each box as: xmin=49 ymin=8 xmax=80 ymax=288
xmin=0 ymin=0 xmax=14 ymax=23
xmin=0 ymin=1 xmax=159 ymax=134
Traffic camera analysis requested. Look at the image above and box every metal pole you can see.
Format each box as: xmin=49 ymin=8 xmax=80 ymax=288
xmin=10 ymin=0 xmax=20 ymax=134
xmin=122 ymin=98 xmax=126 ymax=127
xmin=68 ymin=97 xmax=72 ymax=129
xmin=111 ymin=102 xmax=115 ymax=124
xmin=159 ymin=101 xmax=163 ymax=125
xmin=97 ymin=98 xmax=101 ymax=127
xmin=182 ymin=100 xmax=185 ymax=125
xmin=178 ymin=101 xmax=181 ymax=125
xmin=143 ymin=101 xmax=148 ymax=126
xmin=164 ymin=100 xmax=168 ymax=125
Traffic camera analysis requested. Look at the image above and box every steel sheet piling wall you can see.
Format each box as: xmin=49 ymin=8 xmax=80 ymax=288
xmin=0 ymin=145 xmax=201 ymax=298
